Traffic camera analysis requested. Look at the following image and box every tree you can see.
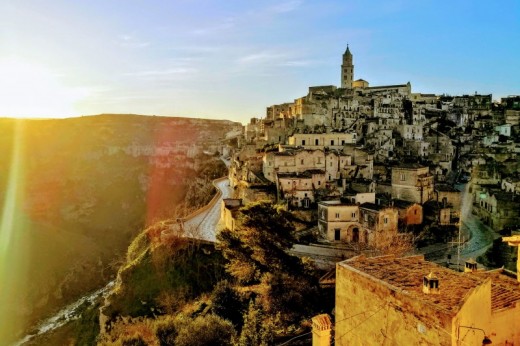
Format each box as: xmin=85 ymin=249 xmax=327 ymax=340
xmin=211 ymin=280 xmax=245 ymax=328
xmin=217 ymin=201 xmax=321 ymax=327
xmin=237 ymin=301 xmax=275 ymax=346
xmin=217 ymin=201 xmax=305 ymax=284
xmin=478 ymin=238 xmax=516 ymax=271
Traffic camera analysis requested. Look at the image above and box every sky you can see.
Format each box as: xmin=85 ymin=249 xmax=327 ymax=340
xmin=0 ymin=0 xmax=518 ymax=123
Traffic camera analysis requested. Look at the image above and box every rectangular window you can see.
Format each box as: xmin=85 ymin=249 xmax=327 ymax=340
xmin=384 ymin=217 xmax=388 ymax=224
xmin=315 ymin=139 xmax=319 ymax=145
xmin=400 ymin=173 xmax=406 ymax=181
xmin=302 ymin=140 xmax=306 ymax=145
xmin=335 ymin=212 xmax=340 ymax=218
xmin=335 ymin=229 xmax=341 ymax=241
xmin=351 ymin=212 xmax=356 ymax=218
xmin=341 ymin=140 xmax=345 ymax=145
xmin=331 ymin=140 xmax=334 ymax=146
xmin=301 ymin=159 xmax=304 ymax=165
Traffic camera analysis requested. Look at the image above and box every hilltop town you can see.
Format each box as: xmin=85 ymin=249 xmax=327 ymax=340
xmin=219 ymin=46 xmax=520 ymax=344
xmin=15 ymin=49 xmax=520 ymax=346
xmin=226 ymin=46 xmax=519 ymax=251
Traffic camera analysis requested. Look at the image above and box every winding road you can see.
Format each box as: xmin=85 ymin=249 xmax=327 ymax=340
xmin=423 ymin=183 xmax=500 ymax=267
xmin=183 ymin=178 xmax=232 ymax=242
xmin=14 ymin=176 xmax=233 ymax=345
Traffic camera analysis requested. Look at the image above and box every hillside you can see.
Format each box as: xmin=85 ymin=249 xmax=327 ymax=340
xmin=0 ymin=114 xmax=239 ymax=344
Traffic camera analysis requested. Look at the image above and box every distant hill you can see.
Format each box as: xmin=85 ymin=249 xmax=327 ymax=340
xmin=0 ymin=114 xmax=239 ymax=343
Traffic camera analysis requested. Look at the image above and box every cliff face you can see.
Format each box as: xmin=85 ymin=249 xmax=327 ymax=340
xmin=0 ymin=114 xmax=238 ymax=343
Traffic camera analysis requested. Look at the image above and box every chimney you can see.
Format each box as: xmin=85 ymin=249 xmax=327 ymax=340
xmin=312 ymin=314 xmax=331 ymax=346
xmin=423 ymin=272 xmax=440 ymax=295
xmin=464 ymin=258 xmax=478 ymax=273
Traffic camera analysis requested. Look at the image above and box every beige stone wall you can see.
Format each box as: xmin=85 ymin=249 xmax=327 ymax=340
xmin=318 ymin=203 xmax=361 ymax=242
xmin=392 ymin=166 xmax=433 ymax=204
xmin=437 ymin=190 xmax=462 ymax=211
xmin=402 ymin=204 xmax=423 ymax=225
xmin=288 ymin=133 xmax=357 ymax=149
xmin=451 ymin=279 xmax=492 ymax=346
xmin=335 ymin=264 xmax=451 ymax=346
xmin=490 ymin=302 xmax=520 ymax=344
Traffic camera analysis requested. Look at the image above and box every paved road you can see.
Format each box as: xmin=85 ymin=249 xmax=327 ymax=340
xmin=421 ymin=209 xmax=500 ymax=265
xmin=183 ymin=178 xmax=233 ymax=242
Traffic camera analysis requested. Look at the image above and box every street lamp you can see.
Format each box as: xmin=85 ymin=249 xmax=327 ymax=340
xmin=458 ymin=326 xmax=492 ymax=345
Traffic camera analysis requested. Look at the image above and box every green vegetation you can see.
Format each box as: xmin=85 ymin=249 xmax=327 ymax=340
xmin=104 ymin=230 xmax=227 ymax=321
xmin=100 ymin=201 xmax=330 ymax=345
xmin=478 ymin=238 xmax=517 ymax=271
xmin=0 ymin=115 xmax=238 ymax=342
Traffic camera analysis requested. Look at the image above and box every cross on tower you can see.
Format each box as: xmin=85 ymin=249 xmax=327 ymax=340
xmin=502 ymin=235 xmax=520 ymax=282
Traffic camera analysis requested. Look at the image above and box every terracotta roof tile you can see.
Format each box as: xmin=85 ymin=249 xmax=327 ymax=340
xmin=473 ymin=269 xmax=520 ymax=311
xmin=340 ymin=255 xmax=484 ymax=314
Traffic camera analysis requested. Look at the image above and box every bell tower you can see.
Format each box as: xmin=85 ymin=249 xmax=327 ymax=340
xmin=341 ymin=45 xmax=354 ymax=89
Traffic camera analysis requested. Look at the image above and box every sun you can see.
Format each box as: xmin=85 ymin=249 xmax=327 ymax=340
xmin=0 ymin=59 xmax=89 ymax=118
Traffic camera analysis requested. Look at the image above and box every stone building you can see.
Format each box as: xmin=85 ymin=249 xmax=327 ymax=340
xmin=359 ymin=203 xmax=399 ymax=248
xmin=318 ymin=200 xmax=361 ymax=243
xmin=221 ymin=198 xmax=242 ymax=231
xmin=262 ymin=148 xmax=353 ymax=183
xmin=317 ymin=200 xmax=398 ymax=248
xmin=352 ymin=78 xmax=369 ymax=89
xmin=391 ymin=163 xmax=434 ymax=204
xmin=335 ymin=255 xmax=520 ymax=346
xmin=341 ymin=45 xmax=353 ymax=89
xmin=391 ymin=199 xmax=423 ymax=226
xmin=276 ymin=170 xmax=325 ymax=208
xmin=288 ymin=132 xmax=357 ymax=149
xmin=475 ymin=190 xmax=520 ymax=231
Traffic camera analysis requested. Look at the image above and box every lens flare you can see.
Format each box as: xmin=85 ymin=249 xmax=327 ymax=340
xmin=0 ymin=120 xmax=29 ymax=342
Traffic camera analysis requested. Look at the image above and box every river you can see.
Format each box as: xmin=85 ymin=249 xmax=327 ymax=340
xmin=12 ymin=281 xmax=115 ymax=346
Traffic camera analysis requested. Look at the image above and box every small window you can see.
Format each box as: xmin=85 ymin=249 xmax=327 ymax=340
xmin=384 ymin=217 xmax=389 ymax=224
xmin=315 ymin=139 xmax=319 ymax=145
xmin=302 ymin=140 xmax=306 ymax=145
xmin=400 ymin=173 xmax=406 ymax=181
xmin=351 ymin=212 xmax=356 ymax=218
xmin=301 ymin=159 xmax=304 ymax=164
xmin=335 ymin=229 xmax=341 ymax=241
xmin=331 ymin=140 xmax=334 ymax=146
xmin=335 ymin=212 xmax=340 ymax=218
xmin=318 ymin=181 xmax=321 ymax=186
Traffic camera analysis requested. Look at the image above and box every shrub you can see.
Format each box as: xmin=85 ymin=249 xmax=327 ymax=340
xmin=174 ymin=314 xmax=236 ymax=346
xmin=155 ymin=316 xmax=178 ymax=346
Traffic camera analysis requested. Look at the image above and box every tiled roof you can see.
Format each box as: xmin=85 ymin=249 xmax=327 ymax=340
xmin=473 ymin=269 xmax=520 ymax=311
xmin=340 ymin=255 xmax=485 ymax=314
xmin=394 ymin=162 xmax=426 ymax=169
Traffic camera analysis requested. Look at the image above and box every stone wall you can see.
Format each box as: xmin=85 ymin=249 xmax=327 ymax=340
xmin=335 ymin=263 xmax=451 ymax=346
